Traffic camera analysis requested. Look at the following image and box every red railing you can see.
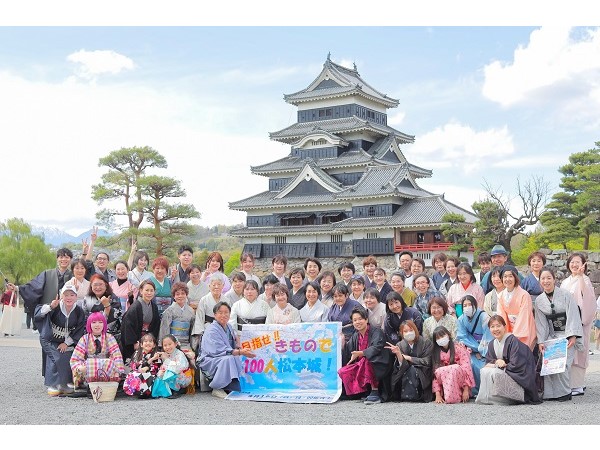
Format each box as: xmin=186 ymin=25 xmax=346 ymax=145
xmin=394 ymin=242 xmax=476 ymax=252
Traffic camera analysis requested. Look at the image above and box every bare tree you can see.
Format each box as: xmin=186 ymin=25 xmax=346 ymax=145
xmin=472 ymin=175 xmax=551 ymax=255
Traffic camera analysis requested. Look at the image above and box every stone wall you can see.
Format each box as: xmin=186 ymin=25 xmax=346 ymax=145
xmin=517 ymin=249 xmax=600 ymax=296
xmin=251 ymin=256 xmax=399 ymax=280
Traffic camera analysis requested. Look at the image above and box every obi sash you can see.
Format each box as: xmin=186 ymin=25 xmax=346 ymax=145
xmin=170 ymin=320 xmax=190 ymax=338
xmin=236 ymin=316 xmax=266 ymax=331
xmin=546 ymin=310 xmax=567 ymax=332
xmin=205 ymin=315 xmax=215 ymax=324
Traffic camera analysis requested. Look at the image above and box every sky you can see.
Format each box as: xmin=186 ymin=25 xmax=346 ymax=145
xmin=1 ymin=7 xmax=599 ymax=237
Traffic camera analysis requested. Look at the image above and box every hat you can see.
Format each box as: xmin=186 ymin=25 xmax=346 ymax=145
xmin=490 ymin=244 xmax=507 ymax=256
xmin=60 ymin=283 xmax=77 ymax=295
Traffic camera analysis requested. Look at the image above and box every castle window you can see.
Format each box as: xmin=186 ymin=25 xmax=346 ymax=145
xmin=417 ymin=232 xmax=425 ymax=244
xmin=368 ymin=206 xmax=376 ymax=217
xmin=331 ymin=235 xmax=342 ymax=243
xmin=367 ymin=233 xmax=378 ymax=239
xmin=434 ymin=232 xmax=442 ymax=242
xmin=275 ymin=236 xmax=287 ymax=244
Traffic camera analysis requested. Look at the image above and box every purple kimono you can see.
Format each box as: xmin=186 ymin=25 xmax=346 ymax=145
xmin=197 ymin=321 xmax=243 ymax=390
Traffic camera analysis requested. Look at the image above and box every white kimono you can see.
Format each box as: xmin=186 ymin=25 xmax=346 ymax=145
xmin=229 ymin=297 xmax=270 ymax=335
xmin=366 ymin=302 xmax=386 ymax=330
xmin=192 ymin=292 xmax=230 ymax=336
xmin=300 ymin=301 xmax=330 ymax=323
xmin=266 ymin=303 xmax=301 ymax=325
xmin=222 ymin=289 xmax=243 ymax=306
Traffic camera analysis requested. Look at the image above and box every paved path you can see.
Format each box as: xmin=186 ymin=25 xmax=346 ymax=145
xmin=1 ymin=324 xmax=599 ymax=425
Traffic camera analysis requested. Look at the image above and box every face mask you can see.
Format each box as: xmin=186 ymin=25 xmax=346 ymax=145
xmin=436 ymin=336 xmax=450 ymax=347
xmin=463 ymin=306 xmax=474 ymax=317
xmin=403 ymin=331 xmax=416 ymax=342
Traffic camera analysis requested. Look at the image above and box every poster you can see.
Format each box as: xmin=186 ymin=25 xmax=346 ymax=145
xmin=226 ymin=322 xmax=343 ymax=403
xmin=540 ymin=337 xmax=568 ymax=376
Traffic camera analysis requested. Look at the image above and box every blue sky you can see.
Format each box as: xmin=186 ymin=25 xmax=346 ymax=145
xmin=1 ymin=24 xmax=599 ymax=235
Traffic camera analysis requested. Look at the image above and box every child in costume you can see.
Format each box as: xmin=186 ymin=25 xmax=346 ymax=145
xmin=123 ymin=333 xmax=162 ymax=398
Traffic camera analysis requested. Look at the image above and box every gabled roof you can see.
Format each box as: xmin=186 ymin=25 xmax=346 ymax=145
xmin=274 ymin=160 xmax=343 ymax=199
xmin=229 ymin=189 xmax=343 ymax=211
xmin=251 ymin=150 xmax=374 ymax=175
xmin=284 ymin=57 xmax=399 ymax=108
xmin=291 ymin=128 xmax=349 ymax=148
xmin=386 ymin=195 xmax=479 ymax=226
xmin=336 ymin=164 xmax=428 ymax=200
xmin=269 ymin=116 xmax=415 ymax=144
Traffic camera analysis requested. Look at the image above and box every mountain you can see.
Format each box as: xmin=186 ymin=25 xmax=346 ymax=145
xmin=31 ymin=226 xmax=112 ymax=247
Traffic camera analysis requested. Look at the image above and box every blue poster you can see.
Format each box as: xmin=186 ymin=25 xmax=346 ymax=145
xmin=226 ymin=322 xmax=343 ymax=403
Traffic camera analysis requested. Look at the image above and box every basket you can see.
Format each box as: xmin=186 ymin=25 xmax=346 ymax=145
xmin=88 ymin=381 xmax=119 ymax=403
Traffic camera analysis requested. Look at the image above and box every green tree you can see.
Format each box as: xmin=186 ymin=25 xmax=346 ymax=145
xmin=224 ymin=250 xmax=242 ymax=276
xmin=138 ymin=175 xmax=200 ymax=256
xmin=540 ymin=143 xmax=600 ymax=250
xmin=91 ymin=146 xmax=167 ymax=243
xmin=441 ymin=213 xmax=472 ymax=256
xmin=0 ymin=218 xmax=55 ymax=284
xmin=472 ymin=175 xmax=550 ymax=254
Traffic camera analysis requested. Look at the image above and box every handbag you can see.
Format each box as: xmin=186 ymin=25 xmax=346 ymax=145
xmin=490 ymin=370 xmax=525 ymax=403
xmin=0 ymin=290 xmax=24 ymax=336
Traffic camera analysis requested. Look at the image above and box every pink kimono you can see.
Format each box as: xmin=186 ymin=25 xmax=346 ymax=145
xmin=497 ymin=286 xmax=536 ymax=350
xmin=432 ymin=342 xmax=475 ymax=403
xmin=447 ymin=282 xmax=485 ymax=314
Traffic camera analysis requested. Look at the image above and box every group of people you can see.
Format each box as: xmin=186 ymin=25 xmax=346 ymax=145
xmin=6 ymin=235 xmax=598 ymax=405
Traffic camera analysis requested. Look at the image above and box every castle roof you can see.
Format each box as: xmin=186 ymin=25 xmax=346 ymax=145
xmin=284 ymin=57 xmax=399 ymax=108
xmin=269 ymin=116 xmax=415 ymax=144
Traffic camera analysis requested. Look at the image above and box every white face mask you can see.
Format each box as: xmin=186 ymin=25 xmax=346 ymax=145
xmin=436 ymin=336 xmax=450 ymax=347
xmin=463 ymin=306 xmax=474 ymax=317
xmin=403 ymin=331 xmax=416 ymax=342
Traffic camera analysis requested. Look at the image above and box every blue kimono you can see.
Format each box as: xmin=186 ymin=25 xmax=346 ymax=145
xmin=197 ymin=321 xmax=243 ymax=390
xmin=520 ymin=273 xmax=543 ymax=305
xmin=327 ymin=299 xmax=363 ymax=340
xmin=456 ymin=309 xmax=493 ymax=396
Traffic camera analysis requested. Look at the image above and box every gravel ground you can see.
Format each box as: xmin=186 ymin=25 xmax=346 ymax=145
xmin=1 ymin=328 xmax=600 ymax=426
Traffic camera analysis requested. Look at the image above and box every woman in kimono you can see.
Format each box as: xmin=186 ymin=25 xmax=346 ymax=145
xmin=363 ymin=288 xmax=386 ymax=330
xmin=338 ymin=262 xmax=355 ymax=287
xmin=152 ymin=334 xmax=193 ymax=398
xmin=483 ymin=267 xmax=503 ymax=316
xmin=229 ymin=280 xmax=270 ymax=335
xmin=159 ymin=282 xmax=196 ymax=351
xmin=109 ymin=261 xmax=138 ymax=312
xmin=535 ymin=267 xmax=583 ymax=401
xmin=34 ymin=283 xmax=86 ymax=396
xmin=149 ymin=256 xmax=172 ymax=319
xmin=476 ymin=315 xmax=541 ymax=405
xmin=258 ymin=275 xmax=278 ymax=308
xmin=439 ymin=257 xmax=460 ymax=297
xmin=327 ymin=283 xmax=363 ymax=343
xmin=521 ymin=252 xmax=545 ymax=303
xmin=413 ymin=274 xmax=442 ymax=320
xmin=288 ymin=268 xmax=307 ymax=310
xmin=240 ymin=252 xmax=262 ymax=289
xmin=127 ymin=249 xmax=153 ymax=289
xmin=386 ymin=319 xmax=433 ymax=402
xmin=300 ymin=281 xmax=329 ymax=322
xmin=201 ymin=251 xmax=231 ymax=294
xmin=348 ymin=275 xmax=365 ymax=306
xmin=383 ymin=291 xmax=423 ymax=345
xmin=318 ymin=271 xmax=336 ymax=307
xmin=223 ymin=272 xmax=246 ymax=306
xmin=422 ymin=297 xmax=457 ymax=341
xmin=446 ymin=263 xmax=484 ymax=317
xmin=186 ymin=264 xmax=209 ymax=311
xmin=79 ymin=274 xmax=122 ymax=327
xmin=560 ymin=252 xmax=596 ymax=396
xmin=338 ymin=307 xmax=390 ymax=404
xmin=266 ymin=283 xmax=301 ymax=325
xmin=65 ymin=258 xmax=90 ymax=300
xmin=197 ymin=301 xmax=256 ymax=399
xmin=390 ymin=271 xmax=416 ymax=307
xmin=373 ymin=268 xmax=392 ymax=304
xmin=431 ymin=325 xmax=475 ymax=404
xmin=70 ymin=311 xmax=125 ymax=390
xmin=497 ymin=266 xmax=536 ymax=350
xmin=120 ymin=279 xmax=161 ymax=361
xmin=456 ymin=295 xmax=493 ymax=396
xmin=191 ymin=274 xmax=228 ymax=350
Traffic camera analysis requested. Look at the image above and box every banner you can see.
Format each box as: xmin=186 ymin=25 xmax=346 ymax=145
xmin=226 ymin=322 xmax=343 ymax=403
xmin=540 ymin=337 xmax=568 ymax=376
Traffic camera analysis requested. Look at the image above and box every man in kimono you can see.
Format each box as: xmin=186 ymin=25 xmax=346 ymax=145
xmin=171 ymin=245 xmax=194 ymax=284
xmin=7 ymin=248 xmax=73 ymax=374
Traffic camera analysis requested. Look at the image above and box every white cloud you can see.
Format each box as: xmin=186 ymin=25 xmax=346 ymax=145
xmin=417 ymin=181 xmax=487 ymax=213
xmin=482 ymin=27 xmax=600 ymax=108
xmin=67 ymin=49 xmax=135 ymax=80
xmin=406 ymin=121 xmax=515 ymax=174
xmin=0 ymin=68 xmax=284 ymax=232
